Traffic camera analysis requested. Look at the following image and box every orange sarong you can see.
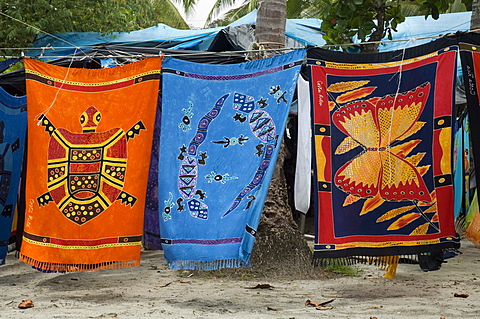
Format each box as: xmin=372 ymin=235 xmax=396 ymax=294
xmin=20 ymin=57 xmax=162 ymax=271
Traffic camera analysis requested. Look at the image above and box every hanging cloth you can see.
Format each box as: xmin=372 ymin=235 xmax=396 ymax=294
xmin=20 ymin=57 xmax=162 ymax=272
xmin=0 ymin=59 xmax=27 ymax=265
xmin=159 ymin=49 xmax=305 ymax=270
xmin=453 ymin=121 xmax=464 ymax=218
xmin=143 ymin=97 xmax=163 ymax=250
xmin=294 ymin=75 xmax=312 ymax=214
xmin=308 ymin=38 xmax=459 ymax=262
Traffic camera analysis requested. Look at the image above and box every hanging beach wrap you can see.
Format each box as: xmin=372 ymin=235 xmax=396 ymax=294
xmin=0 ymin=59 xmax=27 ymax=265
xmin=159 ymin=50 xmax=305 ymax=270
xmin=20 ymin=57 xmax=162 ymax=272
xmin=453 ymin=121 xmax=464 ymax=219
xmin=143 ymin=97 xmax=163 ymax=250
xmin=308 ymin=39 xmax=459 ymax=262
xmin=460 ymin=33 xmax=480 ymax=230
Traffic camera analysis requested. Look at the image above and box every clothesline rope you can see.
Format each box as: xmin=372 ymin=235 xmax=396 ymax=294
xmin=35 ymin=48 xmax=79 ymax=123
xmin=0 ymin=29 xmax=473 ymax=59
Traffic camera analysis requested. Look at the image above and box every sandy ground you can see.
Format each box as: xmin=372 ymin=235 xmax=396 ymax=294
xmin=1 ymin=239 xmax=480 ymax=319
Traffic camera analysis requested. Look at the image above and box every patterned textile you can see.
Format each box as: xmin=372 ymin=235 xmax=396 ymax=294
xmin=308 ymin=39 xmax=459 ymax=260
xmin=466 ymin=190 xmax=478 ymax=226
xmin=453 ymin=120 xmax=464 ymax=219
xmin=0 ymin=65 xmax=27 ymax=265
xmin=462 ymin=115 xmax=471 ymax=214
xmin=465 ymin=203 xmax=480 ymax=247
xmin=159 ymin=50 xmax=305 ymax=270
xmin=20 ymin=57 xmax=162 ymax=272
xmin=143 ymin=97 xmax=162 ymax=250
xmin=459 ymin=34 xmax=480 ymax=235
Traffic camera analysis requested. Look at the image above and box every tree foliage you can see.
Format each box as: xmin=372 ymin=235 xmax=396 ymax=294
xmin=0 ymin=0 xmax=189 ymax=56
xmin=205 ymin=0 xmax=470 ymax=50
xmin=205 ymin=0 xmax=310 ymax=27
xmin=318 ymin=0 xmax=471 ymax=51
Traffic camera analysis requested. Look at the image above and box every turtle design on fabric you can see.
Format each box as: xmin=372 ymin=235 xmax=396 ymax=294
xmin=36 ymin=106 xmax=145 ymax=225
xmin=0 ymin=121 xmax=20 ymax=219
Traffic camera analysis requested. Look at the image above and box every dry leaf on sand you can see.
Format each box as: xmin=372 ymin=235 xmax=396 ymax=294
xmin=245 ymin=284 xmax=274 ymax=289
xmin=18 ymin=299 xmax=34 ymax=309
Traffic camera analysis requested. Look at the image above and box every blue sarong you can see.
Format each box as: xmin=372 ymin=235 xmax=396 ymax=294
xmin=143 ymin=97 xmax=163 ymax=250
xmin=0 ymin=59 xmax=27 ymax=265
xmin=159 ymin=50 xmax=305 ymax=269
xmin=453 ymin=122 xmax=464 ymax=218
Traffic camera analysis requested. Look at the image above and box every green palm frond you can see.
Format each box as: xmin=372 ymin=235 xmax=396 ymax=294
xmin=152 ymin=0 xmax=190 ymax=29
xmin=286 ymin=0 xmax=309 ymax=18
xmin=207 ymin=2 xmax=252 ymax=27
xmin=400 ymin=0 xmax=467 ymax=17
xmin=205 ymin=0 xmax=248 ymax=26
xmin=170 ymin=0 xmax=197 ymax=14
xmin=298 ymin=0 xmax=327 ymax=18
xmin=446 ymin=0 xmax=468 ymax=12
xmin=205 ymin=0 xmax=313 ymax=27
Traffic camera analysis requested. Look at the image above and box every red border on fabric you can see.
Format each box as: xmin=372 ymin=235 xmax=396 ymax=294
xmin=50 ymin=237 xmax=119 ymax=246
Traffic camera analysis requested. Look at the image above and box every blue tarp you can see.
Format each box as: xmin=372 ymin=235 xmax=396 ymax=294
xmin=377 ymin=11 xmax=471 ymax=51
xmin=27 ymin=10 xmax=473 ymax=57
xmin=28 ymin=10 xmax=325 ymax=57
xmin=30 ymin=24 xmax=224 ymax=56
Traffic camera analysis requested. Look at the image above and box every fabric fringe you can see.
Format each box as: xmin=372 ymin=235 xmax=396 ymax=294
xmin=455 ymin=215 xmax=467 ymax=236
xmin=19 ymin=253 xmax=140 ymax=273
xmin=314 ymin=255 xmax=419 ymax=269
xmin=168 ymin=258 xmax=249 ymax=271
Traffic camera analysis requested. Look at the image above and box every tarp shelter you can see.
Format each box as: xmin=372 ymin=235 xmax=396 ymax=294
xmin=28 ymin=10 xmax=326 ymax=57
xmin=13 ymin=11 xmax=477 ymax=100
xmin=376 ymin=11 xmax=471 ymax=51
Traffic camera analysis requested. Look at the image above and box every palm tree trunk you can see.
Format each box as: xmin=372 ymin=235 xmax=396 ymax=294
xmin=255 ymin=0 xmax=287 ymax=49
xmin=250 ymin=0 xmax=314 ymax=277
xmin=472 ymin=0 xmax=480 ymax=30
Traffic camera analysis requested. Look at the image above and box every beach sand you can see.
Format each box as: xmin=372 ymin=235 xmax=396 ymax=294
xmin=1 ymin=239 xmax=480 ymax=319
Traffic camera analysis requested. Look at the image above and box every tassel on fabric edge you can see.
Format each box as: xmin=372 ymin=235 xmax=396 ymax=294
xmin=313 ymin=256 xmax=401 ymax=279
xmin=455 ymin=214 xmax=467 ymax=236
xmin=313 ymin=257 xmax=356 ymax=268
xmin=18 ymin=253 xmax=140 ymax=272
xmin=313 ymin=255 xmax=419 ymax=269
xmin=168 ymin=258 xmax=250 ymax=271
